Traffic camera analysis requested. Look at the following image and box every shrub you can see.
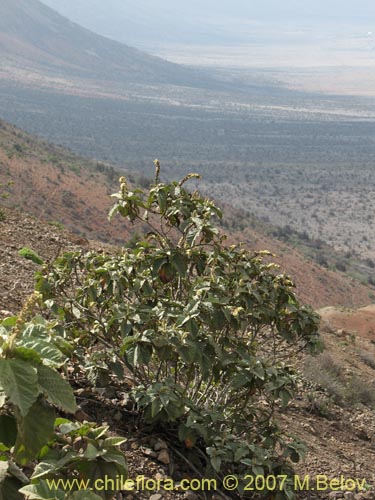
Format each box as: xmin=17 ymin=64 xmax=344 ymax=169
xmin=18 ymin=246 xmax=44 ymax=265
xmin=36 ymin=162 xmax=321 ymax=498
xmin=0 ymin=180 xmax=14 ymax=213
xmin=335 ymin=261 xmax=347 ymax=272
xmin=360 ymin=350 xmax=375 ymax=370
xmin=304 ymin=352 xmax=375 ymax=408
xmin=48 ymin=220 xmax=65 ymax=231
xmin=0 ymin=294 xmax=127 ymax=499
xmin=304 ymin=353 xmax=347 ymax=404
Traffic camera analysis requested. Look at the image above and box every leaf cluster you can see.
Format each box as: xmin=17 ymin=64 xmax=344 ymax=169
xmin=0 ymin=303 xmax=127 ymax=499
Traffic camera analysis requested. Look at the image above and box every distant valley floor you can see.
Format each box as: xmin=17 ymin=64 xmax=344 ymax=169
xmin=1 ymin=72 xmax=375 ymax=264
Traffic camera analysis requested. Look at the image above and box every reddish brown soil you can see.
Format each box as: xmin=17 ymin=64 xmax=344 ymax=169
xmin=319 ymin=305 xmax=375 ymax=341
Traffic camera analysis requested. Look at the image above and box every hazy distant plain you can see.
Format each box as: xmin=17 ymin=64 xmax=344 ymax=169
xmin=40 ymin=0 xmax=375 ymax=96
xmin=144 ymin=26 xmax=375 ymax=96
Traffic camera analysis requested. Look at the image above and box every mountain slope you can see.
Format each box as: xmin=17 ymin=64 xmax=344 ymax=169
xmin=39 ymin=0 xmax=244 ymax=47
xmin=0 ymin=118 xmax=373 ymax=310
xmin=40 ymin=0 xmax=375 ymax=49
xmin=0 ymin=118 xmax=136 ymax=244
xmin=0 ymin=0 xmax=208 ymax=86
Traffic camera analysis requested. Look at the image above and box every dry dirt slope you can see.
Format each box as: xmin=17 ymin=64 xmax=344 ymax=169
xmin=276 ymin=318 xmax=375 ymax=500
xmin=0 ymin=206 xmax=91 ymax=314
xmin=0 ymin=117 xmax=138 ymax=245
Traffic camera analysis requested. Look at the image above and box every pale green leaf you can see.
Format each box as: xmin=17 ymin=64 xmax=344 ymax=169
xmin=37 ymin=365 xmax=77 ymax=414
xmin=0 ymin=389 xmax=5 ymax=407
xmin=19 ymin=481 xmax=65 ymax=500
xmin=20 ymin=340 xmax=64 ymax=367
xmin=7 ymin=462 xmax=29 ymax=484
xmin=101 ymin=450 xmax=127 ymax=470
xmin=210 ymin=455 xmax=221 ymax=473
xmin=30 ymin=462 xmax=57 ymax=480
xmin=0 ymin=360 xmax=39 ymax=416
xmin=102 ymin=437 xmax=127 ymax=447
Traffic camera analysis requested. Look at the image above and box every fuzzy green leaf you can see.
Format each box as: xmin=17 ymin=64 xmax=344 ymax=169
xmin=37 ymin=365 xmax=77 ymax=414
xmin=0 ymin=416 xmax=17 ymax=447
xmin=0 ymin=360 xmax=39 ymax=416
xmin=20 ymin=339 xmax=64 ymax=368
xmin=14 ymin=400 xmax=55 ymax=465
xmin=19 ymin=481 xmax=65 ymax=500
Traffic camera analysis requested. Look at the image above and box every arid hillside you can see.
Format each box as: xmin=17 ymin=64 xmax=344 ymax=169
xmin=0 ymin=0 xmax=208 ymax=87
xmin=1 ymin=118 xmax=375 ymax=499
xmin=0 ymin=118 xmax=374 ymax=310
xmin=228 ymin=223 xmax=374 ymax=310
xmin=0 ymin=118 xmax=138 ymax=244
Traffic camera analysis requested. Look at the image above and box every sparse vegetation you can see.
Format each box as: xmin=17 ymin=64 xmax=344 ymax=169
xmin=0 ymin=180 xmax=14 ymax=220
xmin=18 ymin=247 xmax=44 ymax=265
xmin=304 ymin=351 xmax=375 ymax=408
xmin=359 ymin=350 xmax=375 ymax=370
xmin=2 ymin=72 xmax=375 ymax=270
xmin=48 ymin=220 xmax=65 ymax=230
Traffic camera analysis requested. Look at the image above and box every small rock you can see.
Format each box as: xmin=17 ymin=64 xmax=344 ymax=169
xmin=92 ymin=387 xmax=106 ymax=396
xmin=150 ymin=495 xmax=163 ymax=500
xmin=154 ymin=439 xmax=168 ymax=451
xmin=104 ymin=386 xmax=117 ymax=398
xmin=148 ymin=437 xmax=158 ymax=447
xmin=0 ymin=309 xmax=12 ymax=317
xmin=157 ymin=449 xmax=170 ymax=465
xmin=74 ymin=409 xmax=91 ymax=422
xmin=113 ymin=411 xmax=123 ymax=422
xmin=119 ymin=393 xmax=130 ymax=407
xmin=344 ymin=493 xmax=355 ymax=500
xmin=185 ymin=492 xmax=198 ymax=500
xmin=142 ymin=447 xmax=157 ymax=458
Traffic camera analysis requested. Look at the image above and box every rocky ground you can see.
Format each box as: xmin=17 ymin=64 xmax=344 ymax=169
xmin=0 ymin=207 xmax=86 ymax=315
xmin=1 ymin=206 xmax=375 ymax=500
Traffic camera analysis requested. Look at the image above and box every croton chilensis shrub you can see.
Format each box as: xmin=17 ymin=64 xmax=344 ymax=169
xmin=34 ymin=161 xmax=321 ymax=499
